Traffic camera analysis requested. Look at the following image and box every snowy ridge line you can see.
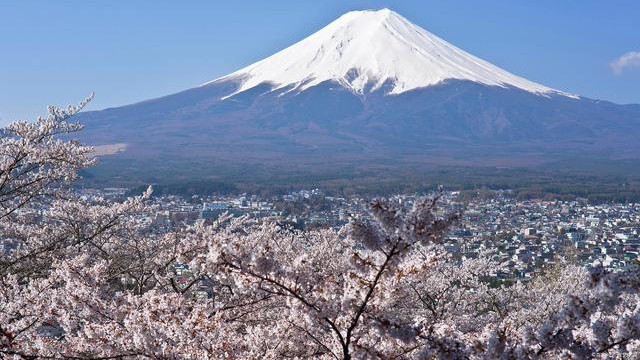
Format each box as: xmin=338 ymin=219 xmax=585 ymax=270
xmin=203 ymin=9 xmax=578 ymax=100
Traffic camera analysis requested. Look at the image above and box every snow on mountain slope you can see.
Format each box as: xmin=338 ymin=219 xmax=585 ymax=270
xmin=205 ymin=8 xmax=576 ymax=99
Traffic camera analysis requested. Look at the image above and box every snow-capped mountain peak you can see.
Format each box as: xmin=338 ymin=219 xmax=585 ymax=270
xmin=206 ymin=9 xmax=575 ymax=98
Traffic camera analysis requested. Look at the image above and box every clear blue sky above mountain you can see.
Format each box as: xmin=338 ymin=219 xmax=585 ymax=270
xmin=1 ymin=0 xmax=639 ymax=124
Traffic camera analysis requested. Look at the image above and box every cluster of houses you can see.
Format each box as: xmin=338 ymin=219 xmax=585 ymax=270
xmin=64 ymin=187 xmax=640 ymax=284
xmin=444 ymin=192 xmax=640 ymax=279
xmin=6 ymin=187 xmax=638 ymax=299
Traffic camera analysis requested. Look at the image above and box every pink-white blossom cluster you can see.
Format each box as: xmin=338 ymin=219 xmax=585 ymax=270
xmin=1 ymin=100 xmax=639 ymax=359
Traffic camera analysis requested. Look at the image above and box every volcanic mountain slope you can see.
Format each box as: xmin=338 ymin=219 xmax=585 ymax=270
xmin=207 ymin=8 xmax=572 ymax=97
xmin=74 ymin=9 xmax=640 ymax=180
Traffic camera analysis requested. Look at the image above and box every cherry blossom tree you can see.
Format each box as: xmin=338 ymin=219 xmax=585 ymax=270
xmin=1 ymin=98 xmax=639 ymax=359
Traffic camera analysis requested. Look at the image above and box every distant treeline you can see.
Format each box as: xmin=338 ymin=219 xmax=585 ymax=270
xmin=86 ymin=164 xmax=640 ymax=204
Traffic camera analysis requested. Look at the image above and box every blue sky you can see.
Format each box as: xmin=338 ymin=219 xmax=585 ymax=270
xmin=1 ymin=0 xmax=639 ymax=124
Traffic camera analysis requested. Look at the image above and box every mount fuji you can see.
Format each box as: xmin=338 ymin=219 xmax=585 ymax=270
xmin=75 ymin=9 xmax=640 ymax=182
xmin=208 ymin=9 xmax=573 ymax=99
